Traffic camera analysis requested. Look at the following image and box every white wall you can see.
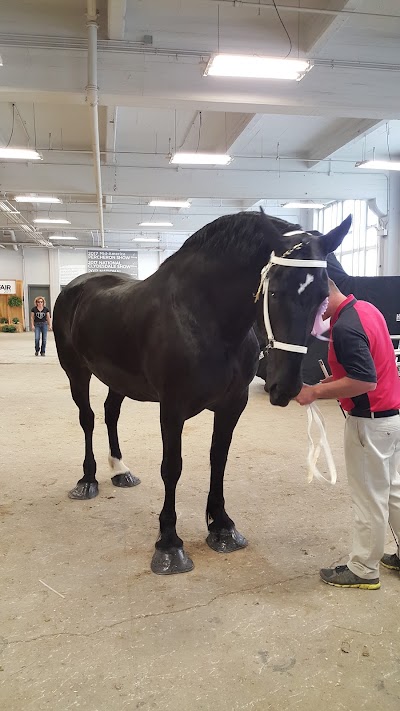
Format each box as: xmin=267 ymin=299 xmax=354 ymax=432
xmin=0 ymin=248 xmax=23 ymax=279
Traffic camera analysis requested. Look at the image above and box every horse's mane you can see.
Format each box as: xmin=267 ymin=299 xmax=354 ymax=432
xmin=175 ymin=211 xmax=302 ymax=260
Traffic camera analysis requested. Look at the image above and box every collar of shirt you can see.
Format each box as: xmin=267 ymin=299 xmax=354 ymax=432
xmin=330 ymin=294 xmax=356 ymax=328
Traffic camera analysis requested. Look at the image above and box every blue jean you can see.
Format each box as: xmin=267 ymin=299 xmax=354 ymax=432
xmin=35 ymin=322 xmax=48 ymax=354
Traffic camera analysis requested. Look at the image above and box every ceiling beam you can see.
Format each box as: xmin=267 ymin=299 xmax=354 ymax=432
xmin=107 ymin=0 xmax=126 ymax=40
xmin=1 ymin=46 xmax=400 ymax=119
xmin=300 ymin=0 xmax=364 ymax=54
xmin=304 ymin=118 xmax=383 ymax=167
xmin=0 ymin=162 xmax=387 ymax=202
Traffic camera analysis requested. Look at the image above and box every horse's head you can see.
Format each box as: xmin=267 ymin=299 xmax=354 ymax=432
xmin=262 ymin=215 xmax=351 ymax=407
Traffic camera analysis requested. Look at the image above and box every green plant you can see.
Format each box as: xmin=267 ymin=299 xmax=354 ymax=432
xmin=1 ymin=325 xmax=17 ymax=333
xmin=8 ymin=295 xmax=22 ymax=307
xmin=0 ymin=317 xmax=8 ymax=324
xmin=12 ymin=317 xmax=20 ymax=324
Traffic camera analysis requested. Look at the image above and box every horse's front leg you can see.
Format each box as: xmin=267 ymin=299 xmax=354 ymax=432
xmin=104 ymin=389 xmax=140 ymax=488
xmin=151 ymin=404 xmax=194 ymax=575
xmin=206 ymin=390 xmax=249 ymax=553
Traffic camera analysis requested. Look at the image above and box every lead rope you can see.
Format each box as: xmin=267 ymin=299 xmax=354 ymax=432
xmin=306 ymin=403 xmax=337 ymax=485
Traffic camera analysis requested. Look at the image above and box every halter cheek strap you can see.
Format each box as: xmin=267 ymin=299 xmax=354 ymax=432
xmin=256 ymin=251 xmax=327 ymax=354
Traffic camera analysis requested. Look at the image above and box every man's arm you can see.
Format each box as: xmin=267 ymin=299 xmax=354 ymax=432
xmin=296 ymin=376 xmax=376 ymax=406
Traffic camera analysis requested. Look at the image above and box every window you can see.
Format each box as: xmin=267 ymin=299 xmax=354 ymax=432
xmin=314 ymin=200 xmax=379 ymax=276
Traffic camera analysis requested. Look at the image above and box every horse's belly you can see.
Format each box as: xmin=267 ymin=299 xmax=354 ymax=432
xmin=87 ymin=360 xmax=159 ymax=402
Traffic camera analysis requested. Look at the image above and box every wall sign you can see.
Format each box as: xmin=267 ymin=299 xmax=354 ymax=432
xmin=60 ymin=265 xmax=87 ymax=286
xmin=0 ymin=280 xmax=17 ymax=294
xmin=87 ymin=250 xmax=138 ymax=278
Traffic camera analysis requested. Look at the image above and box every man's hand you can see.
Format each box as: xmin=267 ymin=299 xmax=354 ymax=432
xmin=295 ymin=384 xmax=317 ymax=406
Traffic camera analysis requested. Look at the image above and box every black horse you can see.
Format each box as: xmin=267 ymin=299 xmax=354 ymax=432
xmin=53 ymin=211 xmax=350 ymax=574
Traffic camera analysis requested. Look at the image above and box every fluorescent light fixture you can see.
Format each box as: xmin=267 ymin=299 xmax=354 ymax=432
xmin=33 ymin=218 xmax=71 ymax=224
xmin=283 ymin=202 xmax=325 ymax=209
xmin=0 ymin=147 xmax=42 ymax=160
xmin=148 ymin=199 xmax=191 ymax=208
xmin=133 ymin=237 xmax=160 ymax=243
xmin=139 ymin=221 xmax=173 ymax=227
xmin=356 ymin=159 xmax=400 ymax=171
xmin=170 ymin=152 xmax=232 ymax=166
xmin=204 ymin=54 xmax=312 ymax=81
xmin=15 ymin=195 xmax=62 ymax=204
xmin=0 ymin=201 xmax=20 ymax=214
xmin=49 ymin=235 xmax=78 ymax=240
xmin=0 ymin=55 xmax=3 ymax=67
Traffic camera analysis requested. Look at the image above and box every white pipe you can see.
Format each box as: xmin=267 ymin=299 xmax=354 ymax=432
xmin=86 ymin=0 xmax=105 ymax=249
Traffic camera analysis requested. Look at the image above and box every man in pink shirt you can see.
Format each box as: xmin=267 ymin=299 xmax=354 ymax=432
xmin=296 ymin=279 xmax=400 ymax=589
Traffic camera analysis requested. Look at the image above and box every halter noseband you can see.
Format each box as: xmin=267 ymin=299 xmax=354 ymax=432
xmin=255 ymin=233 xmax=327 ymax=354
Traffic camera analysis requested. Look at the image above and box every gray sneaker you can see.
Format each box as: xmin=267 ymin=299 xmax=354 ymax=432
xmin=320 ymin=564 xmax=380 ymax=589
xmin=381 ymin=553 xmax=400 ymax=571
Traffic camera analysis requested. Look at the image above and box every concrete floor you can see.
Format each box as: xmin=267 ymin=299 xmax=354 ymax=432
xmin=1 ymin=332 xmax=400 ymax=711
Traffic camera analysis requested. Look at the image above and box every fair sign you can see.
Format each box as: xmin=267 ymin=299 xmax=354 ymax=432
xmin=0 ymin=280 xmax=17 ymax=294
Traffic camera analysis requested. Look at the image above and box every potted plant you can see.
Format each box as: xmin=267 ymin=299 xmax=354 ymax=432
xmin=1 ymin=325 xmax=17 ymax=333
xmin=0 ymin=317 xmax=8 ymax=324
xmin=8 ymin=296 xmax=23 ymax=308
xmin=12 ymin=317 xmax=20 ymax=324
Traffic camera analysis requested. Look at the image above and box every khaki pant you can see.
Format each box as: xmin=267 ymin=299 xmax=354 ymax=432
xmin=344 ymin=414 xmax=400 ymax=579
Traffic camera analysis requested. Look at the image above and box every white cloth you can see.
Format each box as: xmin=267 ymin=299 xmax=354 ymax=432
xmin=344 ymin=414 xmax=400 ymax=579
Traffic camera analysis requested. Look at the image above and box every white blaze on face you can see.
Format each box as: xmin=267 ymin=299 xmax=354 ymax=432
xmin=108 ymin=454 xmax=130 ymax=474
xmin=298 ymin=273 xmax=314 ymax=295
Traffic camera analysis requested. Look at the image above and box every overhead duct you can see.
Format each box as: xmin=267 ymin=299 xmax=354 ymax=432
xmin=86 ymin=0 xmax=105 ymax=249
xmin=3 ymin=230 xmax=18 ymax=251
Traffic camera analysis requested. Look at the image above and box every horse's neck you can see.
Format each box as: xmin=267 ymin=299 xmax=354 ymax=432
xmin=198 ymin=254 xmax=267 ymax=345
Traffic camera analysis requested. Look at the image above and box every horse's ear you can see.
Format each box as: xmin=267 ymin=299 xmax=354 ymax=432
xmin=321 ymin=215 xmax=352 ymax=255
xmin=259 ymin=207 xmax=285 ymax=250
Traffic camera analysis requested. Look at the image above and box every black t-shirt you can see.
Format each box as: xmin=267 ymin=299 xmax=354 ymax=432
xmin=31 ymin=306 xmax=50 ymax=324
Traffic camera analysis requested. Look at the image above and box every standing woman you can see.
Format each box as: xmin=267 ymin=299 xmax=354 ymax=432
xmin=30 ymin=296 xmax=52 ymax=356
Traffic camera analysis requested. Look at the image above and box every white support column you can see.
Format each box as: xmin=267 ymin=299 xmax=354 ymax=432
xmin=48 ymin=248 xmax=61 ymax=309
xmin=384 ymin=173 xmax=400 ymax=275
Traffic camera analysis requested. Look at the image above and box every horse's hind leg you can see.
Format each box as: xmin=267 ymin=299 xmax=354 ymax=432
xmin=104 ymin=389 xmax=140 ymax=488
xmin=206 ymin=390 xmax=249 ymax=553
xmin=67 ymin=368 xmax=99 ymax=500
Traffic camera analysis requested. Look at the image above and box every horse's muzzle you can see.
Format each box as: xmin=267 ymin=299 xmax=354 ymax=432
xmin=269 ymin=384 xmax=291 ymax=407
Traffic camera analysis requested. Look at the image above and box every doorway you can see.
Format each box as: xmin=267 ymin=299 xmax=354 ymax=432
xmin=28 ymin=285 xmax=51 ymax=331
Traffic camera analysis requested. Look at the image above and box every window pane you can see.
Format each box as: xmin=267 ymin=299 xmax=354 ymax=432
xmin=341 ymin=253 xmax=353 ymax=275
xmin=365 ymin=248 xmax=378 ymax=276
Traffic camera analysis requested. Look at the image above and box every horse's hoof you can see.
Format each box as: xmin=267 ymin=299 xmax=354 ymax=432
xmin=151 ymin=547 xmax=194 ymax=575
xmin=206 ymin=527 xmax=248 ymax=553
xmin=68 ymin=482 xmax=99 ymax=500
xmin=111 ymin=472 xmax=141 ymax=487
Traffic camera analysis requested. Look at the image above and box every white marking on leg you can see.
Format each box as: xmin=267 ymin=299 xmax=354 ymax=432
xmin=298 ymin=273 xmax=314 ymax=294
xmin=108 ymin=454 xmax=130 ymax=475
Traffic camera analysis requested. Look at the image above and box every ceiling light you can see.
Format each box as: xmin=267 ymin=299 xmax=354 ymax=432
xmin=33 ymin=218 xmax=71 ymax=224
xmin=283 ymin=202 xmax=325 ymax=209
xmin=170 ymin=152 xmax=232 ymax=166
xmin=204 ymin=55 xmax=312 ymax=81
xmin=49 ymin=235 xmax=78 ymax=240
xmin=15 ymin=195 xmax=62 ymax=204
xmin=148 ymin=200 xmax=191 ymax=208
xmin=139 ymin=222 xmax=173 ymax=227
xmin=0 ymin=56 xmax=3 ymax=67
xmin=133 ymin=237 xmax=160 ymax=243
xmin=356 ymin=160 xmax=400 ymax=171
xmin=0 ymin=201 xmax=20 ymax=214
xmin=0 ymin=148 xmax=42 ymax=160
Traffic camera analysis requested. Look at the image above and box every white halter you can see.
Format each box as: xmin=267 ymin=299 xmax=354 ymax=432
xmin=255 ymin=238 xmax=327 ymax=354
xmin=255 ymin=234 xmax=337 ymax=485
